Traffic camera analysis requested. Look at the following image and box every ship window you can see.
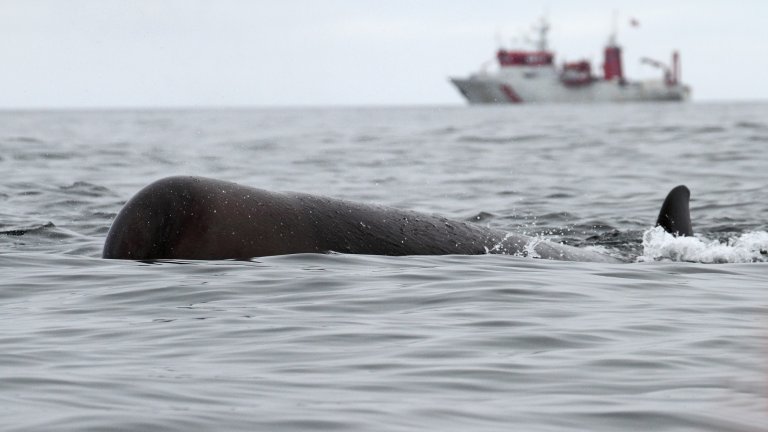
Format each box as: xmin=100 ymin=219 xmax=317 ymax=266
xmin=524 ymin=71 xmax=538 ymax=79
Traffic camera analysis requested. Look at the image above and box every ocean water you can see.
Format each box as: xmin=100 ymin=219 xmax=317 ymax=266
xmin=1 ymin=103 xmax=767 ymax=431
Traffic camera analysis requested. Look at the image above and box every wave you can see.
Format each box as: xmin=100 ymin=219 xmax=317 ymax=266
xmin=639 ymin=226 xmax=768 ymax=263
xmin=0 ymin=222 xmax=56 ymax=236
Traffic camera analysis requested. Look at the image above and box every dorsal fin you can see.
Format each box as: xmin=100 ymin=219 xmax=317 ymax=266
xmin=656 ymin=185 xmax=693 ymax=236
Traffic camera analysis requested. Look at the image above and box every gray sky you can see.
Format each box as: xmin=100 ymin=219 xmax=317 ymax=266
xmin=1 ymin=0 xmax=765 ymax=108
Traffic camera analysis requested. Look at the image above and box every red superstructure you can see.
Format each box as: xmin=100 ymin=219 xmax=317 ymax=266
xmin=497 ymin=50 xmax=554 ymax=67
xmin=561 ymin=60 xmax=593 ymax=86
xmin=602 ymin=45 xmax=624 ymax=81
xmin=490 ymin=17 xmax=685 ymax=87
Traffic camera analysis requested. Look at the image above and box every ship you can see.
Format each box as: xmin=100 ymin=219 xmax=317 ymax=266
xmin=450 ymin=17 xmax=691 ymax=104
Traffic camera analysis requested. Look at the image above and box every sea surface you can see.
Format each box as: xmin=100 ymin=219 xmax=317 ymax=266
xmin=1 ymin=103 xmax=767 ymax=431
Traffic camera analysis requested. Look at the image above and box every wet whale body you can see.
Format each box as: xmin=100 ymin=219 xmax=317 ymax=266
xmin=103 ymin=176 xmax=693 ymax=262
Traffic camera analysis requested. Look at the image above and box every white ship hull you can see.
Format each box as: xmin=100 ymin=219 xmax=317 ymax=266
xmin=451 ymin=66 xmax=690 ymax=104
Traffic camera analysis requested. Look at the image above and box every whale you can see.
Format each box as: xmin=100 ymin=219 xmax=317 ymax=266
xmin=103 ymin=176 xmax=693 ymax=262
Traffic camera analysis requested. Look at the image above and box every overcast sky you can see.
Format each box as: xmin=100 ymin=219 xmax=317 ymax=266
xmin=1 ymin=0 xmax=765 ymax=108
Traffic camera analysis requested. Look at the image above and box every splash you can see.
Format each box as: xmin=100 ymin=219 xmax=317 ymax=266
xmin=522 ymin=238 xmax=542 ymax=259
xmin=639 ymin=226 xmax=768 ymax=263
xmin=484 ymin=232 xmax=542 ymax=258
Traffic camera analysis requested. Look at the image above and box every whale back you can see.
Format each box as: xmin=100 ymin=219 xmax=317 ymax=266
xmin=103 ymin=176 xmax=651 ymax=263
xmin=103 ymin=176 xmax=513 ymax=260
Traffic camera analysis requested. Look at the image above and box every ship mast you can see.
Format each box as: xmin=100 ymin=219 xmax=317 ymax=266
xmin=532 ymin=16 xmax=550 ymax=51
xmin=607 ymin=10 xmax=618 ymax=47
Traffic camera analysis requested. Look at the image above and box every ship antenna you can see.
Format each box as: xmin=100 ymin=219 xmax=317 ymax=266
xmin=494 ymin=28 xmax=504 ymax=49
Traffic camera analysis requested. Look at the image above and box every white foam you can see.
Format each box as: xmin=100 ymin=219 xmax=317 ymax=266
xmin=639 ymin=226 xmax=768 ymax=263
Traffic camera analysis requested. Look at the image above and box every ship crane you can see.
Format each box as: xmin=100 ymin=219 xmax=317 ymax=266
xmin=640 ymin=51 xmax=681 ymax=85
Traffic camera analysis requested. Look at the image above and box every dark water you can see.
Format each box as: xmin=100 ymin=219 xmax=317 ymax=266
xmin=1 ymin=104 xmax=767 ymax=431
